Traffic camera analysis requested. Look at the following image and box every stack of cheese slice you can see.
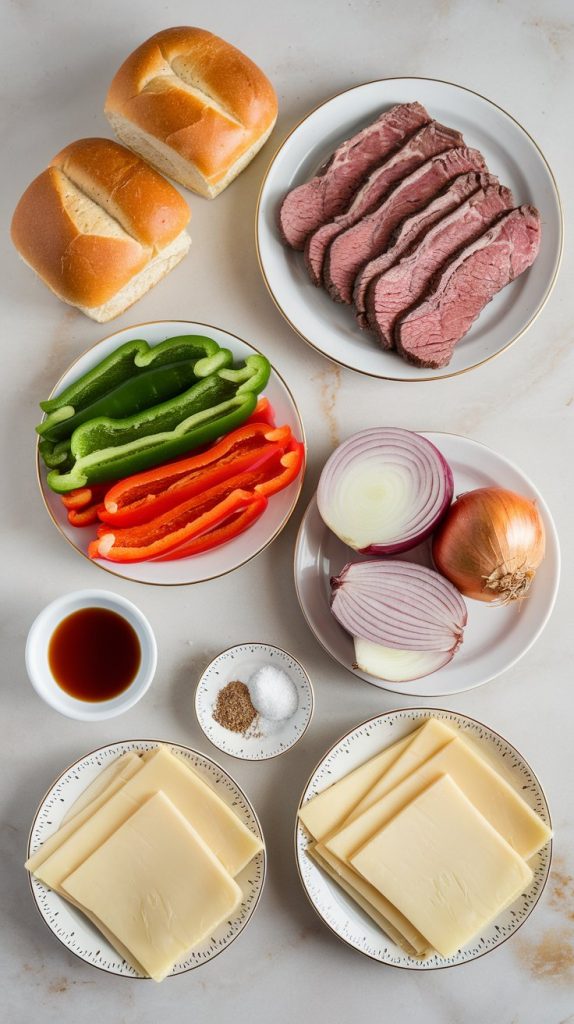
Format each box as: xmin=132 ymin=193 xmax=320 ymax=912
xmin=298 ymin=718 xmax=551 ymax=958
xmin=26 ymin=746 xmax=263 ymax=981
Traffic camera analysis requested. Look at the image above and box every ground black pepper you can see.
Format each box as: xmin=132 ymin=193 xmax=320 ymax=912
xmin=213 ymin=680 xmax=257 ymax=733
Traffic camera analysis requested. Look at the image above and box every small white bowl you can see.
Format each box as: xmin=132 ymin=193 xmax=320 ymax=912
xmin=195 ymin=643 xmax=314 ymax=761
xmin=25 ymin=589 xmax=157 ymax=721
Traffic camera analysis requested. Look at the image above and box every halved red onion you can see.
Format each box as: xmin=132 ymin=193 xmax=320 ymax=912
xmin=331 ymin=560 xmax=467 ymax=682
xmin=317 ymin=427 xmax=453 ymax=554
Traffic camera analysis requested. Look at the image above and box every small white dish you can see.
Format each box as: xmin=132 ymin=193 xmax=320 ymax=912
xmin=296 ymin=707 xmax=553 ymax=970
xmin=195 ymin=643 xmax=314 ymax=760
xmin=257 ymin=77 xmax=563 ymax=381
xmin=37 ymin=320 xmax=305 ymax=586
xmin=294 ymin=432 xmax=560 ymax=697
xmin=27 ymin=740 xmax=265 ymax=977
xmin=25 ymin=589 xmax=157 ymax=720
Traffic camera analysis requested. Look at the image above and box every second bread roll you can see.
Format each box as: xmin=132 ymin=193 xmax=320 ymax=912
xmin=105 ymin=27 xmax=278 ymax=199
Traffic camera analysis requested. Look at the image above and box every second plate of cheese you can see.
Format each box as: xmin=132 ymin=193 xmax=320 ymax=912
xmin=296 ymin=708 xmax=552 ymax=970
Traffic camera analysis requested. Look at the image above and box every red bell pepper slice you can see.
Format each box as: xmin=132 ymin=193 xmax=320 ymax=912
xmin=67 ymin=503 xmax=105 ymax=527
xmin=61 ymin=485 xmax=107 ymax=510
xmin=154 ymin=492 xmax=268 ymax=561
xmin=98 ymin=421 xmax=293 ymax=528
xmin=89 ymin=487 xmax=264 ymax=563
xmin=255 ymin=439 xmax=305 ymax=497
xmin=245 ymin=397 xmax=276 ymax=426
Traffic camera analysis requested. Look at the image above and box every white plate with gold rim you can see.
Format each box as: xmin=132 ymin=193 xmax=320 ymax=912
xmin=294 ymin=431 xmax=560 ymax=697
xmin=37 ymin=320 xmax=305 ymax=586
xmin=27 ymin=740 xmax=266 ymax=978
xmin=295 ymin=707 xmax=552 ymax=970
xmin=256 ymin=77 xmax=562 ymax=381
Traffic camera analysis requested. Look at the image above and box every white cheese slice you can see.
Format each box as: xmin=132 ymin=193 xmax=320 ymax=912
xmin=298 ymin=733 xmax=415 ymax=841
xmin=26 ymin=752 xmax=145 ymax=873
xmin=346 ymin=718 xmax=456 ymax=823
xmin=309 ymin=843 xmax=430 ymax=955
xmin=351 ymin=775 xmax=533 ymax=958
xmin=61 ymin=791 xmax=242 ymax=982
xmin=61 ymin=752 xmax=142 ymax=824
xmin=307 ymin=844 xmax=424 ymax=957
xmin=32 ymin=746 xmax=262 ymax=889
xmin=325 ymin=735 xmax=551 ymax=866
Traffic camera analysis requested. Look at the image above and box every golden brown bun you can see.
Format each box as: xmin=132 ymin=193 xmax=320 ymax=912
xmin=10 ymin=138 xmax=191 ymax=321
xmin=105 ymin=27 xmax=278 ymax=198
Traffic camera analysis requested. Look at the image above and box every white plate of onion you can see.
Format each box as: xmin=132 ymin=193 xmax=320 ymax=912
xmin=294 ymin=429 xmax=560 ymax=696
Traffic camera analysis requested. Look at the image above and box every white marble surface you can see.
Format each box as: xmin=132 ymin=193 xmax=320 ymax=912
xmin=1 ymin=1 xmax=573 ymax=1021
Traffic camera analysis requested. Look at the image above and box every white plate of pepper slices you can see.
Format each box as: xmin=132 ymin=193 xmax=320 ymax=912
xmin=37 ymin=320 xmax=306 ymax=586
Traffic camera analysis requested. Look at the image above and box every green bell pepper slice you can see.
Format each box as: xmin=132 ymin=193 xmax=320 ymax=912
xmin=37 ymin=336 xmax=232 ymax=443
xmin=46 ymin=354 xmax=271 ymax=493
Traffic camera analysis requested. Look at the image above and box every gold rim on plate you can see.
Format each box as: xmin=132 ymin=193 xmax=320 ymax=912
xmin=255 ymin=76 xmax=564 ymax=382
xmin=37 ymin=319 xmax=307 ymax=587
xmin=27 ymin=738 xmax=267 ymax=979
xmin=294 ymin=707 xmax=553 ymax=971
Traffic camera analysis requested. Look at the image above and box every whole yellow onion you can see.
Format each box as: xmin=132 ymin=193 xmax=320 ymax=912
xmin=432 ymin=487 xmax=545 ymax=604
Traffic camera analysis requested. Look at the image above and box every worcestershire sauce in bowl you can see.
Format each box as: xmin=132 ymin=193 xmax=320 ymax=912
xmin=48 ymin=608 xmax=141 ymax=702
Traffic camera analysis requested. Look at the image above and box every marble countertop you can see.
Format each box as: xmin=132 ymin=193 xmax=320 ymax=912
xmin=1 ymin=1 xmax=573 ymax=1021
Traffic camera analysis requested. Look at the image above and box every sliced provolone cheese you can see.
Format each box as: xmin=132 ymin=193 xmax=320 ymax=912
xmin=26 ymin=752 xmax=146 ymax=873
xmin=62 ymin=792 xmax=242 ymax=982
xmin=33 ymin=746 xmax=262 ymax=889
xmin=311 ymin=842 xmax=430 ymax=955
xmin=351 ymin=775 xmax=533 ymax=957
xmin=61 ymin=753 xmax=142 ymax=824
xmin=307 ymin=845 xmax=424 ymax=957
xmin=298 ymin=732 xmax=416 ymax=841
xmin=326 ymin=735 xmax=552 ymax=866
xmin=346 ymin=718 xmax=456 ymax=823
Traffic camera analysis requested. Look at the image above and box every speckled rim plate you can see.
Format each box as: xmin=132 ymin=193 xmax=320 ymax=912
xmin=195 ymin=642 xmax=315 ymax=761
xmin=256 ymin=77 xmax=563 ymax=381
xmin=37 ymin=320 xmax=306 ymax=586
xmin=295 ymin=707 xmax=552 ymax=970
xmin=27 ymin=740 xmax=266 ymax=978
xmin=294 ymin=431 xmax=560 ymax=696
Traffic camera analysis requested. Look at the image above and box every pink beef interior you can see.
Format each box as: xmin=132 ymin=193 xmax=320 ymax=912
xmin=277 ymin=102 xmax=430 ymax=249
xmin=396 ymin=205 xmax=542 ymax=369
xmin=357 ymin=171 xmax=498 ymax=329
xmin=325 ymin=146 xmax=487 ymax=303
xmin=367 ymin=182 xmax=515 ymax=348
xmin=303 ymin=120 xmax=463 ymax=285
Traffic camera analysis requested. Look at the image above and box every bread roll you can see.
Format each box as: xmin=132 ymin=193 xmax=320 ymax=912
xmin=11 ymin=137 xmax=191 ymax=322
xmin=105 ymin=27 xmax=278 ymax=199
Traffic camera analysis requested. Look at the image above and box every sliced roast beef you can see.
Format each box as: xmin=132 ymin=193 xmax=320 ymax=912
xmin=355 ymin=171 xmax=498 ymax=328
xmin=278 ymin=102 xmax=430 ymax=250
xmin=366 ymin=183 xmax=514 ymax=348
xmin=325 ymin=147 xmax=487 ymax=303
xmin=396 ymin=205 xmax=542 ymax=369
xmin=304 ymin=121 xmax=464 ymax=285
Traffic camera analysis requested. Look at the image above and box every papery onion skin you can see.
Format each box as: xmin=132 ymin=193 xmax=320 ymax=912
xmin=432 ymin=486 xmax=546 ymax=604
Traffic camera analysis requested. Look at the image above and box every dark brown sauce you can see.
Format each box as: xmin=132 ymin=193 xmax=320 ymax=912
xmin=48 ymin=608 xmax=141 ymax=702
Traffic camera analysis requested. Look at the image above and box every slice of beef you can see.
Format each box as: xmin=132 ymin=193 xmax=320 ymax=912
xmin=396 ymin=205 xmax=542 ymax=369
xmin=366 ymin=183 xmax=515 ymax=348
xmin=304 ymin=121 xmax=464 ymax=285
xmin=277 ymin=102 xmax=430 ymax=250
xmin=325 ymin=147 xmax=487 ymax=303
xmin=356 ymin=171 xmax=498 ymax=328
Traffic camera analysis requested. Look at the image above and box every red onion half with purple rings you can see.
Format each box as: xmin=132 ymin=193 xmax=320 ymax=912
xmin=317 ymin=428 xmax=453 ymax=554
xmin=331 ymin=560 xmax=467 ymax=682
